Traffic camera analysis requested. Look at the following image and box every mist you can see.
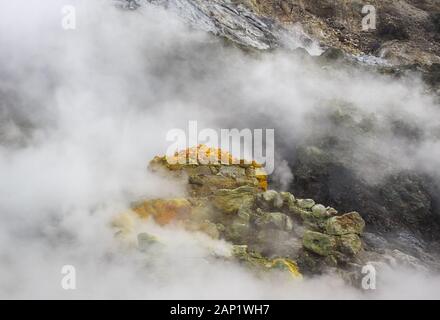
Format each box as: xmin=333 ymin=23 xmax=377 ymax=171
xmin=1 ymin=0 xmax=440 ymax=299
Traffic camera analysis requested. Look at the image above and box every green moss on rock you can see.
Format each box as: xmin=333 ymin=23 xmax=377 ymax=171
xmin=326 ymin=212 xmax=365 ymax=235
xmin=303 ymin=230 xmax=337 ymax=256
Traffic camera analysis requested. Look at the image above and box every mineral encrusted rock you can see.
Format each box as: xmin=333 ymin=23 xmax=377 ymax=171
xmin=325 ymin=212 xmax=365 ymax=236
xmin=149 ymin=146 xmax=268 ymax=196
xmin=114 ymin=146 xmax=371 ymax=279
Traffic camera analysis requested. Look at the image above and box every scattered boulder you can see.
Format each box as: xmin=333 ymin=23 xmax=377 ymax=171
xmin=280 ymin=191 xmax=296 ymax=210
xmin=149 ymin=145 xmax=268 ymax=197
xmin=255 ymin=211 xmax=293 ymax=231
xmin=297 ymin=198 xmax=315 ymax=209
xmin=261 ymin=190 xmax=284 ymax=209
xmin=311 ymin=204 xmax=327 ymax=217
xmin=303 ymin=230 xmax=337 ymax=256
xmin=114 ymin=147 xmax=371 ymax=280
xmin=337 ymin=233 xmax=363 ymax=256
xmin=326 ymin=212 xmax=365 ymax=235
xmin=226 ymin=218 xmax=250 ymax=243
xmin=185 ymin=220 xmax=221 ymax=239
xmin=232 ymin=245 xmax=302 ymax=278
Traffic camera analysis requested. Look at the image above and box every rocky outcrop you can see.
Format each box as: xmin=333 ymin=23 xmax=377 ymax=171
xmin=282 ymin=103 xmax=440 ymax=265
xmin=326 ymin=212 xmax=365 ymax=236
xmin=113 ymin=146 xmax=374 ymax=279
xmin=122 ymin=0 xmax=321 ymax=53
xmin=302 ymin=231 xmax=336 ymax=256
xmin=245 ymin=0 xmax=440 ymax=66
xmin=148 ymin=146 xmax=268 ymax=196
xmin=259 ymin=1 xmax=440 ymax=261
xmin=124 ymin=0 xmax=440 ymax=68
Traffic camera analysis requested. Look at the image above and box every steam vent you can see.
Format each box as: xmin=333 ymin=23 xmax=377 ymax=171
xmin=113 ymin=146 xmax=370 ymax=281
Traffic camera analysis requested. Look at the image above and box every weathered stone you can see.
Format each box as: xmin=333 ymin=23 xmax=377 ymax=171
xmin=237 ymin=206 xmax=251 ymax=222
xmin=189 ymin=204 xmax=212 ymax=222
xmin=202 ymin=221 xmax=220 ymax=239
xmin=185 ymin=220 xmax=221 ymax=239
xmin=219 ymin=165 xmax=246 ymax=178
xmin=297 ymin=198 xmax=315 ymax=209
xmin=189 ymin=174 xmax=258 ymax=196
xmin=303 ymin=230 xmax=336 ymax=256
xmin=280 ymin=191 xmax=296 ymax=209
xmin=337 ymin=233 xmax=362 ymax=256
xmin=290 ymin=134 xmax=440 ymax=248
xmin=255 ymin=212 xmax=293 ymax=231
xmin=226 ymin=218 xmax=250 ymax=243
xmin=132 ymin=198 xmax=192 ymax=225
xmin=326 ymin=207 xmax=338 ymax=216
xmin=216 ymin=223 xmax=226 ymax=233
xmin=232 ymin=244 xmax=248 ymax=257
xmin=296 ymin=249 xmax=326 ymax=274
xmin=311 ymin=204 xmax=327 ymax=217
xmin=262 ymin=190 xmax=275 ymax=201
xmin=150 ymin=146 xmax=267 ymax=196
xmin=119 ymin=146 xmax=370 ymax=280
xmin=269 ymin=258 xmax=302 ymax=278
xmin=261 ymin=190 xmax=284 ymax=209
xmin=212 ymin=186 xmax=255 ymax=214
xmin=388 ymin=249 xmax=429 ymax=272
xmin=256 ymin=228 xmax=292 ymax=249
xmin=232 ymin=245 xmax=302 ymax=278
xmin=362 ymin=232 xmax=388 ymax=251
xmin=331 ymin=251 xmax=352 ymax=265
xmin=326 ymin=212 xmax=365 ymax=235
xmin=301 ymin=213 xmax=330 ymax=232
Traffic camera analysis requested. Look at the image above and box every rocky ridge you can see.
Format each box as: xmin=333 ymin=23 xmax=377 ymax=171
xmin=121 ymin=0 xmax=440 ymax=93
xmin=123 ymin=0 xmax=440 ymax=67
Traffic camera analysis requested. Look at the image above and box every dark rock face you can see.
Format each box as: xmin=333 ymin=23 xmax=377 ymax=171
xmin=288 ymin=142 xmax=440 ymax=255
xmin=432 ymin=13 xmax=440 ymax=34
xmin=129 ymin=0 xmax=320 ymax=52
xmin=424 ymin=63 xmax=440 ymax=88
xmin=249 ymin=0 xmax=440 ymax=66
xmin=377 ymin=19 xmax=410 ymax=41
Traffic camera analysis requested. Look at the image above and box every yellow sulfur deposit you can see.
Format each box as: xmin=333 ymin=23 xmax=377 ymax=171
xmin=269 ymin=258 xmax=303 ymax=279
xmin=132 ymin=198 xmax=192 ymax=225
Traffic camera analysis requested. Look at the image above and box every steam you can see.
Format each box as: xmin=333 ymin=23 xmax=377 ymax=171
xmin=0 ymin=0 xmax=440 ymax=299
xmin=271 ymin=160 xmax=293 ymax=191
